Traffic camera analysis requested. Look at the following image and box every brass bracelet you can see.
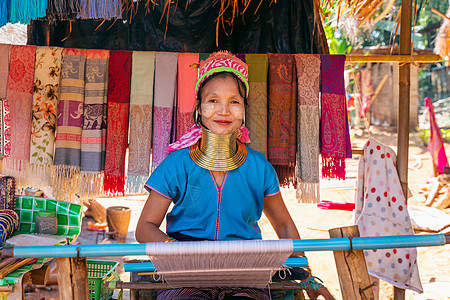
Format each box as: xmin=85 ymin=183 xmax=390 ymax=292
xmin=163 ymin=237 xmax=177 ymax=243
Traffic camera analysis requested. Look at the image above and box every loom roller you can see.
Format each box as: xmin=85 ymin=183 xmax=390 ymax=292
xmin=1 ymin=234 xmax=449 ymax=259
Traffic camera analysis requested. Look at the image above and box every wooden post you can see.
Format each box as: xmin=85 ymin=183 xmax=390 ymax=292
xmin=57 ymin=257 xmax=90 ymax=300
xmin=397 ymin=0 xmax=413 ymax=298
xmin=329 ymin=226 xmax=375 ymax=300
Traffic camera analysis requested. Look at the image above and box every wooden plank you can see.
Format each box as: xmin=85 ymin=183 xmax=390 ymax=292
xmin=329 ymin=225 xmax=374 ymax=300
xmin=57 ymin=257 xmax=74 ymax=300
xmin=425 ymin=181 xmax=443 ymax=206
xmin=22 ymin=264 xmax=50 ymax=285
xmin=71 ymin=257 xmax=90 ymax=300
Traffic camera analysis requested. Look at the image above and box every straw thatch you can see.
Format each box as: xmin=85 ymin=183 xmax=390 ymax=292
xmin=434 ymin=7 xmax=450 ymax=58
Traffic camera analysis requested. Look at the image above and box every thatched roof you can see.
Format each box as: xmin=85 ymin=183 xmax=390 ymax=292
xmin=434 ymin=7 xmax=450 ymax=58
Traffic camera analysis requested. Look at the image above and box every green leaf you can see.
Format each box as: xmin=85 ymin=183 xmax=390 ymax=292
xmin=46 ymin=152 xmax=53 ymax=159
xmin=37 ymin=157 xmax=43 ymax=163
xmin=31 ymin=152 xmax=38 ymax=157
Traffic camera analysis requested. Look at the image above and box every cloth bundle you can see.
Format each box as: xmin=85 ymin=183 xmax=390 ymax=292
xmin=126 ymin=51 xmax=155 ymax=194
xmin=246 ymin=54 xmax=268 ymax=157
xmin=320 ymin=55 xmax=351 ymax=180
xmin=355 ymin=137 xmax=422 ymax=293
xmin=0 ymin=98 xmax=11 ymax=157
xmin=152 ymin=52 xmax=178 ymax=171
xmin=80 ymin=49 xmax=109 ymax=199
xmin=53 ymin=48 xmax=86 ymax=202
xmin=103 ymin=51 xmax=132 ymax=196
xmin=294 ymin=54 xmax=321 ymax=203
xmin=0 ymin=44 xmax=11 ymax=99
xmin=267 ymin=54 xmax=297 ymax=187
xmin=0 ymin=176 xmax=16 ymax=210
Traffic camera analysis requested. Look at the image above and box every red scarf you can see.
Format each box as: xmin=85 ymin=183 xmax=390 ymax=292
xmin=104 ymin=51 xmax=132 ymax=195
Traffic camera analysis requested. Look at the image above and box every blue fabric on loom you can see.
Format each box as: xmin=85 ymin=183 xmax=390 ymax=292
xmin=8 ymin=0 xmax=47 ymax=24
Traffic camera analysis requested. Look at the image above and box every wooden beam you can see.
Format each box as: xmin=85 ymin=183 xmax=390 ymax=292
xmin=23 ymin=264 xmax=50 ymax=285
xmin=329 ymin=226 xmax=375 ymax=300
xmin=396 ymin=0 xmax=413 ymax=298
xmin=345 ymin=54 xmax=442 ymax=64
xmin=57 ymin=257 xmax=90 ymax=300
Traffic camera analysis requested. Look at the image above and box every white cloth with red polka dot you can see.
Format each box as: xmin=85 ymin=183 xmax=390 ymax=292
xmin=354 ymin=137 xmax=423 ymax=293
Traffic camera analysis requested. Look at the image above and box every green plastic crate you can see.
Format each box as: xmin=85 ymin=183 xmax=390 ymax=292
xmin=87 ymin=260 xmax=119 ymax=300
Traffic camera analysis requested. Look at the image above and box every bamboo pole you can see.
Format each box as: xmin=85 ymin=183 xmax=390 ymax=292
xmin=345 ymin=54 xmax=442 ymax=64
xmin=396 ymin=0 xmax=413 ymax=298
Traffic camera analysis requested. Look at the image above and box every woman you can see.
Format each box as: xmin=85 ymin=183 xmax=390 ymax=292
xmin=136 ymin=51 xmax=334 ymax=300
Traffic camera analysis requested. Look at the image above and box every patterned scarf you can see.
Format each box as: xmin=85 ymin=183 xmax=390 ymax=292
xmin=320 ymin=55 xmax=351 ymax=180
xmin=0 ymin=98 xmax=10 ymax=157
xmin=267 ymin=54 xmax=297 ymax=187
xmin=29 ymin=46 xmax=62 ymax=188
xmin=176 ymin=53 xmax=198 ymax=141
xmin=80 ymin=49 xmax=109 ymax=199
xmin=245 ymin=54 xmax=268 ymax=157
xmin=53 ymin=48 xmax=86 ymax=202
xmin=103 ymin=51 xmax=132 ymax=196
xmin=425 ymin=97 xmax=449 ymax=174
xmin=2 ymin=45 xmax=36 ymax=189
xmin=294 ymin=54 xmax=320 ymax=203
xmin=0 ymin=44 xmax=11 ymax=99
xmin=126 ymin=51 xmax=155 ymax=194
xmin=152 ymin=52 xmax=178 ymax=170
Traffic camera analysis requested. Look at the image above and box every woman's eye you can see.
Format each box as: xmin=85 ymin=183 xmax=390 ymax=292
xmin=208 ymin=99 xmax=217 ymax=103
xmin=231 ymin=100 xmax=242 ymax=104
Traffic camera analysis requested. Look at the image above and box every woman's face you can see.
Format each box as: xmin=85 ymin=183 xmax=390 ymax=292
xmin=199 ymin=74 xmax=245 ymax=135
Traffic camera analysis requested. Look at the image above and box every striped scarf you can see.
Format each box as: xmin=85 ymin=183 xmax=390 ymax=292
xmin=2 ymin=45 xmax=36 ymax=190
xmin=245 ymin=54 xmax=268 ymax=157
xmin=103 ymin=51 xmax=132 ymax=196
xmin=80 ymin=49 xmax=109 ymax=199
xmin=294 ymin=54 xmax=321 ymax=203
xmin=152 ymin=52 xmax=178 ymax=171
xmin=53 ymin=48 xmax=86 ymax=202
xmin=267 ymin=54 xmax=297 ymax=187
xmin=126 ymin=51 xmax=155 ymax=194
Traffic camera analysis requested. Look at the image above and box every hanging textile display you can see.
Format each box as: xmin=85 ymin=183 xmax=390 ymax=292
xmin=267 ymin=54 xmax=297 ymax=187
xmin=152 ymin=52 xmax=178 ymax=170
xmin=0 ymin=44 xmax=12 ymax=98
xmin=175 ymin=53 xmax=199 ymax=140
xmin=320 ymin=54 xmax=351 ymax=180
xmin=355 ymin=138 xmax=423 ymax=293
xmin=294 ymin=54 xmax=320 ymax=203
xmin=9 ymin=0 xmax=47 ymax=24
xmin=46 ymin=0 xmax=81 ymax=20
xmin=29 ymin=46 xmax=63 ymax=188
xmin=2 ymin=45 xmax=37 ymax=189
xmin=245 ymin=54 xmax=268 ymax=157
xmin=424 ymin=97 xmax=449 ymax=174
xmin=77 ymin=0 xmax=122 ymax=20
xmin=0 ymin=98 xmax=11 ymax=157
xmin=0 ymin=176 xmax=16 ymax=210
xmin=103 ymin=50 xmax=132 ymax=196
xmin=126 ymin=51 xmax=155 ymax=194
xmin=53 ymin=48 xmax=86 ymax=202
xmin=80 ymin=49 xmax=109 ymax=199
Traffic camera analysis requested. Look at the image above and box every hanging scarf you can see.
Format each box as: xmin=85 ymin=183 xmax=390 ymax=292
xmin=9 ymin=0 xmax=47 ymax=24
xmin=0 ymin=44 xmax=11 ymax=98
xmin=53 ymin=48 xmax=86 ymax=202
xmin=46 ymin=0 xmax=81 ymax=20
xmin=355 ymin=138 xmax=423 ymax=293
xmin=126 ymin=51 xmax=155 ymax=194
xmin=320 ymin=55 xmax=351 ymax=180
xmin=267 ymin=54 xmax=297 ymax=187
xmin=245 ymin=54 xmax=268 ymax=157
xmin=103 ymin=51 xmax=132 ymax=196
xmin=29 ymin=47 xmax=62 ymax=188
xmin=152 ymin=52 xmax=178 ymax=170
xmin=360 ymin=68 xmax=373 ymax=118
xmin=294 ymin=54 xmax=320 ymax=203
xmin=425 ymin=97 xmax=449 ymax=174
xmin=175 ymin=53 xmax=199 ymax=141
xmin=0 ymin=0 xmax=9 ymax=27
xmin=0 ymin=98 xmax=11 ymax=157
xmin=77 ymin=0 xmax=122 ymax=20
xmin=2 ymin=45 xmax=36 ymax=190
xmin=80 ymin=49 xmax=109 ymax=199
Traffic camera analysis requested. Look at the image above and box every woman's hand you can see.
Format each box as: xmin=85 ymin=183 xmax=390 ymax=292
xmin=306 ymin=286 xmax=336 ymax=300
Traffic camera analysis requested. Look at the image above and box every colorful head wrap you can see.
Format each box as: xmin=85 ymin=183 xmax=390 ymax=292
xmin=195 ymin=51 xmax=249 ymax=99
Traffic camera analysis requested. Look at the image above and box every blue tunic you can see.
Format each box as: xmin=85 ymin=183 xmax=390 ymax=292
xmin=144 ymin=146 xmax=280 ymax=241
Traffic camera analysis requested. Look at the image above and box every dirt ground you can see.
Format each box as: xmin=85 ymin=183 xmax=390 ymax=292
xmin=24 ymin=126 xmax=450 ymax=300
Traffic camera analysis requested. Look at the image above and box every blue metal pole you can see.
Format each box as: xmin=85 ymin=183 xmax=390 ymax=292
xmin=6 ymin=234 xmax=447 ymax=259
xmin=124 ymin=257 xmax=309 ymax=272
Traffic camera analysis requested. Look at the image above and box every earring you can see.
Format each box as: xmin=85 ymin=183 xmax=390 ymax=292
xmin=242 ymin=114 xmax=246 ymax=127
xmin=195 ymin=110 xmax=200 ymax=125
